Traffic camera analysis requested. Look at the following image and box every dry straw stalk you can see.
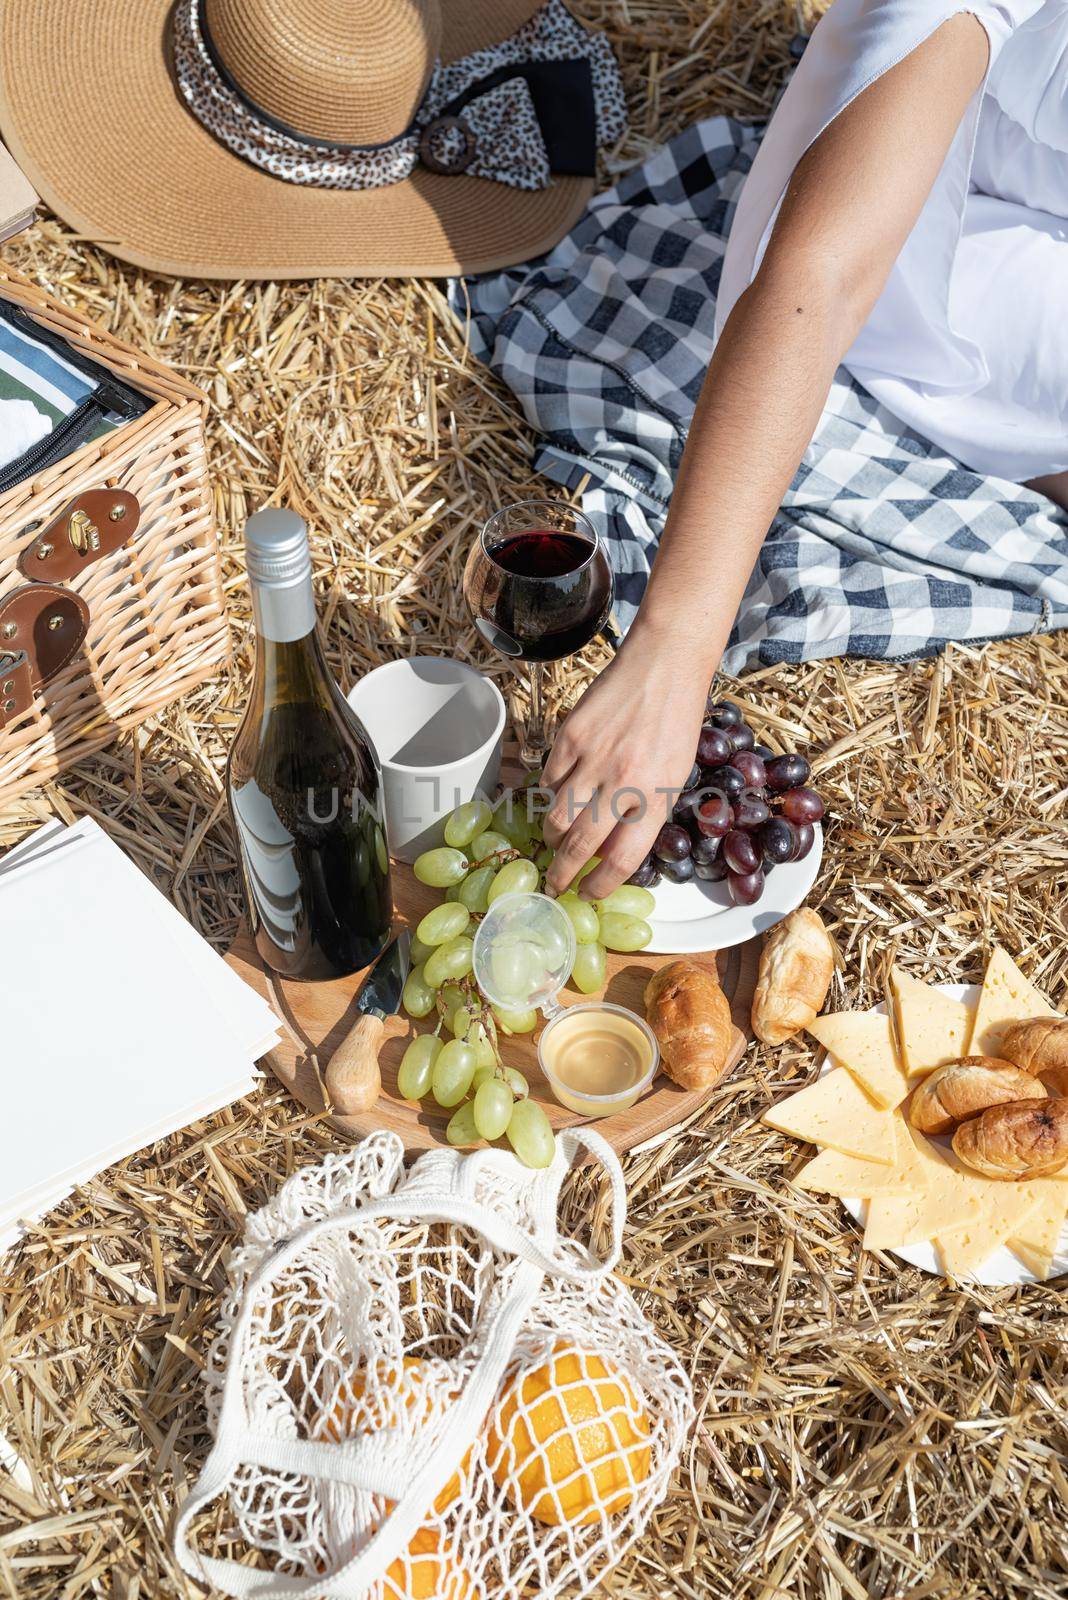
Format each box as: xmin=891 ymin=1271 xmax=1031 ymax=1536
xmin=1 ymin=4 xmax=1066 ymax=1599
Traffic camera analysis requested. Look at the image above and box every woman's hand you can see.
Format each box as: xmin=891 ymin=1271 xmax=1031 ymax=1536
xmin=542 ymin=631 xmax=708 ymax=901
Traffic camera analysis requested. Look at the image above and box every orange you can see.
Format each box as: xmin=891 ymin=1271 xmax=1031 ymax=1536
xmin=317 ymin=1357 xmax=469 ymax=1517
xmin=382 ymin=1527 xmax=480 ymax=1600
xmin=486 ymin=1342 xmax=652 ymax=1527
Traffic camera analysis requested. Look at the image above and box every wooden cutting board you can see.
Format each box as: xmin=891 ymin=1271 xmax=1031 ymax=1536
xmin=226 ymin=861 xmax=758 ymax=1157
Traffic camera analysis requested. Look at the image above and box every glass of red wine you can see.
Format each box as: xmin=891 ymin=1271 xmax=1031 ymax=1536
xmin=464 ymin=500 xmax=613 ymax=768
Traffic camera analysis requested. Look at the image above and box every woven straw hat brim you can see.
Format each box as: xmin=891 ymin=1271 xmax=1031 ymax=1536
xmin=0 ymin=0 xmax=594 ymax=280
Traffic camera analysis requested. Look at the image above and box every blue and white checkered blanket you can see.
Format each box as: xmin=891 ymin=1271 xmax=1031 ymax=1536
xmin=451 ymin=118 xmax=1068 ymax=672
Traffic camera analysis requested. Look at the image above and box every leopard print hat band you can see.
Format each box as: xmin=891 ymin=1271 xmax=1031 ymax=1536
xmin=173 ymin=0 xmax=627 ymax=193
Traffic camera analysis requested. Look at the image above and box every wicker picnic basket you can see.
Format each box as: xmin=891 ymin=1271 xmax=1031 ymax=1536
xmin=0 ymin=262 xmax=228 ymax=799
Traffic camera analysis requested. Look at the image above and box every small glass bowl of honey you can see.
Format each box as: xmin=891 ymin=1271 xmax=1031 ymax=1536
xmin=538 ymin=1001 xmax=659 ymax=1118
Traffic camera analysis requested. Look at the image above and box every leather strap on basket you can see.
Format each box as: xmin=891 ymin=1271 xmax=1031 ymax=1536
xmin=0 ymin=585 xmax=90 ymax=728
xmin=18 ymin=489 xmax=140 ymax=582
xmin=0 ymin=650 xmax=33 ymax=727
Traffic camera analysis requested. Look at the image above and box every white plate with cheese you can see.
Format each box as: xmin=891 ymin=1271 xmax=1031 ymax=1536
xmin=765 ymin=949 xmax=1067 ymax=1285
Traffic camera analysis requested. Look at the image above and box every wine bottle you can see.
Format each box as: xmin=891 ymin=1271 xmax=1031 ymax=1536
xmin=227 ymin=509 xmax=392 ymax=980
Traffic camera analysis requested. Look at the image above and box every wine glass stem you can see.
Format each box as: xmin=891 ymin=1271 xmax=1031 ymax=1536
xmin=520 ymin=662 xmax=548 ymax=770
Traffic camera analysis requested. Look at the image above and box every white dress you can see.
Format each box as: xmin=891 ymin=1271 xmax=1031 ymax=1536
xmin=715 ymin=0 xmax=1068 ymax=482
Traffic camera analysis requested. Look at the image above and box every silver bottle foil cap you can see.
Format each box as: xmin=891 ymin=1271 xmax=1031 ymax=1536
xmin=244 ymin=508 xmax=312 ymax=585
xmin=244 ymin=508 xmax=315 ymax=642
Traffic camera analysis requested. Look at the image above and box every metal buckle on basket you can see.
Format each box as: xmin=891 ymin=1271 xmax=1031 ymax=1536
xmin=67 ymin=508 xmax=101 ymax=555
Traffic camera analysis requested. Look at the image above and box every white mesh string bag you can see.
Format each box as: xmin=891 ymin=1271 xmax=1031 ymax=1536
xmin=174 ymin=1126 xmax=693 ymax=1599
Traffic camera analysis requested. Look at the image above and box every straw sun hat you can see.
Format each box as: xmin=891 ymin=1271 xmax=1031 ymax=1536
xmin=0 ymin=0 xmax=626 ymax=280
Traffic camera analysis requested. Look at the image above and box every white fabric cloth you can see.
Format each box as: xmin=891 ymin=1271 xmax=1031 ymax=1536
xmin=715 ymin=0 xmax=1068 ymax=482
xmin=0 ymin=396 xmax=50 ymax=470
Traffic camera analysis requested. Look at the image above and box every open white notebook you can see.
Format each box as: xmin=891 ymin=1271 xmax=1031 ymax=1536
xmin=0 ymin=817 xmax=280 ymax=1250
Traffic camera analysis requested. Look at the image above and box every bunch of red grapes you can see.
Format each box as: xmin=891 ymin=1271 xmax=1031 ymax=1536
xmin=629 ymin=698 xmax=825 ymax=907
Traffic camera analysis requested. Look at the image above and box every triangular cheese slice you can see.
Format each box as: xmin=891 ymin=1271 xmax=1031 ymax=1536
xmin=890 ymin=968 xmax=972 ymax=1078
xmin=807 ymin=1011 xmax=910 ymax=1109
xmin=968 ymin=947 xmax=1059 ymax=1057
xmin=763 ymin=1068 xmax=896 ymax=1163
xmin=934 ymin=1176 xmax=1062 ymax=1279
xmin=1007 ymin=1185 xmax=1068 ymax=1281
xmin=863 ymin=1127 xmax=981 ymax=1250
xmin=793 ymin=1123 xmax=919 ymax=1198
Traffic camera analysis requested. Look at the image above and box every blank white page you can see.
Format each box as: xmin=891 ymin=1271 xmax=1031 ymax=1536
xmin=79 ymin=821 xmax=280 ymax=1049
xmin=0 ymin=830 xmax=270 ymax=1215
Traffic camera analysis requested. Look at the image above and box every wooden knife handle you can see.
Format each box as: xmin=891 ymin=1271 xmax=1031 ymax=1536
xmin=324 ymin=1012 xmax=384 ymax=1114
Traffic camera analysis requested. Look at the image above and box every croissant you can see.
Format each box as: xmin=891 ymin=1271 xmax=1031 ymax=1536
xmin=1000 ymin=1016 xmax=1068 ymax=1077
xmin=951 ymin=1098 xmax=1068 ymax=1180
xmin=751 ymin=907 xmax=835 ymax=1045
xmin=909 ymin=1056 xmax=1045 ymax=1136
xmin=644 ymin=960 xmax=734 ymax=1092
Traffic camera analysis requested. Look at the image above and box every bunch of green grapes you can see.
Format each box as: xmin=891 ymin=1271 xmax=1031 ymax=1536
xmin=554 ymin=871 xmax=656 ymax=993
xmin=399 ymin=791 xmax=656 ymax=1166
xmin=396 ymin=973 xmax=555 ymax=1168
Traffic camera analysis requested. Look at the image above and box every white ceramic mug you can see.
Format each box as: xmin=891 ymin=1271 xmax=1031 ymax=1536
xmin=347 ymin=657 xmax=506 ymax=862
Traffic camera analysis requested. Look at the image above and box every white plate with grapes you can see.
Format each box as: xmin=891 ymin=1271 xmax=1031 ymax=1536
xmin=629 ymin=700 xmax=825 ymax=955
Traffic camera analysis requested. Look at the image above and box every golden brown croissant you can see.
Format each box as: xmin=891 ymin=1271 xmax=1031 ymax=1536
xmin=909 ymin=1056 xmax=1045 ymax=1136
xmin=951 ymin=1099 xmax=1068 ymax=1180
xmin=644 ymin=960 xmax=734 ymax=1092
xmin=751 ymin=907 xmax=835 ymax=1046
xmin=1000 ymin=1016 xmax=1068 ymax=1077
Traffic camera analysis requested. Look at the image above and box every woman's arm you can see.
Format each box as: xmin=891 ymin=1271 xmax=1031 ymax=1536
xmin=543 ymin=12 xmax=991 ymax=900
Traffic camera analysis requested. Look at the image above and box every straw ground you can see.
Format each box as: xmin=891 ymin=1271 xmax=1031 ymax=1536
xmin=2 ymin=4 xmax=1066 ymax=1597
